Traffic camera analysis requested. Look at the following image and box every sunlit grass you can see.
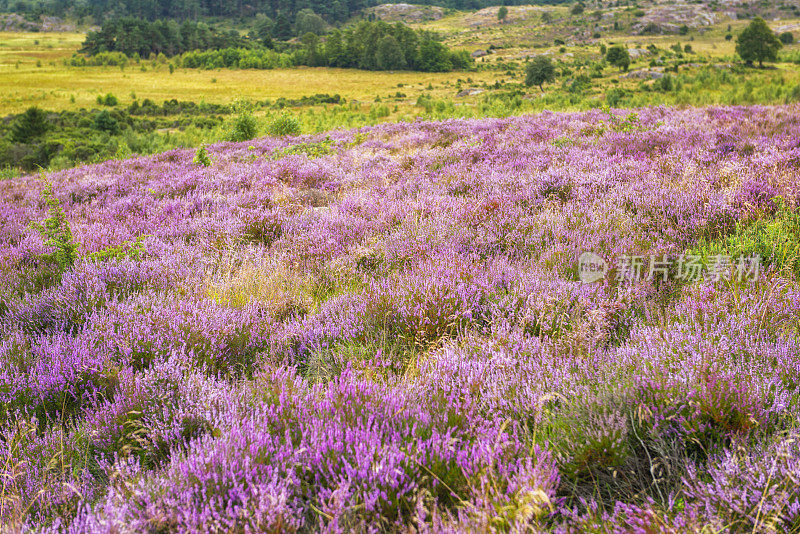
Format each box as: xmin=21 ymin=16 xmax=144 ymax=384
xmin=0 ymin=31 xmax=499 ymax=114
xmin=2 ymin=17 xmax=800 ymax=116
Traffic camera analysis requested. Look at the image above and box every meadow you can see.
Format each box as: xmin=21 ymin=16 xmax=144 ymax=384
xmin=0 ymin=31 xmax=494 ymax=116
xmin=2 ymin=103 xmax=800 ymax=532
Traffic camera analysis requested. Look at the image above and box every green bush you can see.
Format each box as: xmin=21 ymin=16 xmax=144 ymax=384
xmin=787 ymin=84 xmax=800 ymax=103
xmin=0 ymin=166 xmax=21 ymax=180
xmin=228 ymin=112 xmax=258 ymax=142
xmin=605 ymin=87 xmax=627 ymax=107
xmin=193 ymin=145 xmax=212 ymax=166
xmin=268 ymin=115 xmax=301 ymax=137
xmin=94 ymin=110 xmax=120 ymax=134
xmin=655 ymin=74 xmax=675 ymax=92
xmin=87 ymin=235 xmax=149 ymax=262
xmin=31 ymin=179 xmax=79 ymax=272
xmin=97 ymin=93 xmax=119 ymax=106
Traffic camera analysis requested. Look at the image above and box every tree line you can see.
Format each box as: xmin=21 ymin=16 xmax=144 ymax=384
xmin=79 ymin=20 xmax=473 ymax=72
xmin=81 ymin=18 xmax=253 ymax=57
xmin=299 ymin=21 xmax=473 ymax=71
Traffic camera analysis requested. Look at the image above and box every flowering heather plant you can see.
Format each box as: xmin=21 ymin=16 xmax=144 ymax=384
xmin=2 ymin=104 xmax=800 ymax=531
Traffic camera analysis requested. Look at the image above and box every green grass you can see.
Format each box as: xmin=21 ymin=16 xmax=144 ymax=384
xmin=693 ymin=198 xmax=800 ymax=279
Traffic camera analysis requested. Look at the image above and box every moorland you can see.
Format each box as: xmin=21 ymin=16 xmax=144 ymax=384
xmin=2 ymin=1 xmax=800 ymax=532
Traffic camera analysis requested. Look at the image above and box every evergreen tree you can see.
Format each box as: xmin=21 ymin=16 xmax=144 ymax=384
xmin=10 ymin=107 xmax=49 ymax=143
xmin=273 ymin=13 xmax=292 ymax=40
xmin=252 ymin=14 xmax=274 ymax=42
xmin=498 ymin=6 xmax=508 ymax=22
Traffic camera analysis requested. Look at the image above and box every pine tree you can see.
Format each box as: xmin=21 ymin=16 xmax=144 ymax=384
xmin=498 ymin=6 xmax=508 ymax=22
xmin=10 ymin=107 xmax=49 ymax=143
xmin=273 ymin=14 xmax=293 ymax=40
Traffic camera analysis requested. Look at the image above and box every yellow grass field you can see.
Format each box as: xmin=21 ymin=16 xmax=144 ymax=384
xmin=1 ymin=12 xmax=799 ymax=117
xmin=0 ymin=31 xmax=500 ymax=115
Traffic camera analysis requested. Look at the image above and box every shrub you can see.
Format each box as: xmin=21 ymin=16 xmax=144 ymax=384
xmin=87 ymin=235 xmax=150 ymax=262
xmin=779 ymin=31 xmax=794 ymax=44
xmin=787 ymin=84 xmax=800 ymax=102
xmin=656 ymin=73 xmax=675 ymax=91
xmin=97 ymin=93 xmax=118 ymax=106
xmin=606 ymin=45 xmax=630 ymax=71
xmin=641 ymin=23 xmax=660 ymax=35
xmin=31 ymin=179 xmax=79 ymax=272
xmin=606 ymin=87 xmax=627 ymax=106
xmin=93 ymin=110 xmax=119 ymax=134
xmin=228 ymin=111 xmax=258 ymax=142
xmin=268 ymin=115 xmax=301 ymax=137
xmin=568 ymin=74 xmax=592 ymax=94
xmin=193 ymin=145 xmax=212 ymax=166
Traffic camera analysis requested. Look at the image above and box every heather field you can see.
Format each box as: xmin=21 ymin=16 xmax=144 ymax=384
xmin=3 ymin=105 xmax=800 ymax=532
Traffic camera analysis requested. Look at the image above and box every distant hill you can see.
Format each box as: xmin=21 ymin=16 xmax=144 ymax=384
xmin=366 ymin=3 xmax=446 ymax=23
xmin=0 ymin=0 xmax=571 ymax=24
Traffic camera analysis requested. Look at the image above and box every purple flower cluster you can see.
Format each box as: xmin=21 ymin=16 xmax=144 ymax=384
xmin=2 ymin=105 xmax=800 ymax=532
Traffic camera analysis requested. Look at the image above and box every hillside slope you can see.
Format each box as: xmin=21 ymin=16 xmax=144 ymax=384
xmin=2 ymin=106 xmax=800 ymax=531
